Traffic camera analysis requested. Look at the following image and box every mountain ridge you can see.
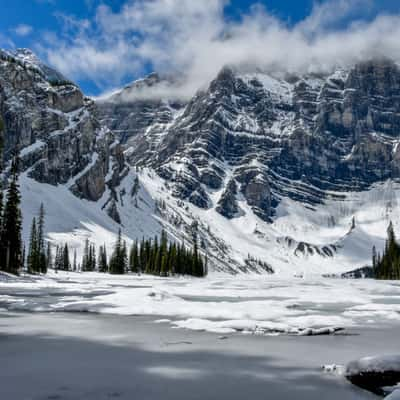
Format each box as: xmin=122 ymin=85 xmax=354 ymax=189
xmin=1 ymin=48 xmax=399 ymax=274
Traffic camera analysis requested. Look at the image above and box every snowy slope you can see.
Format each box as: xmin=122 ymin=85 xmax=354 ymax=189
xmin=20 ymin=169 xmax=163 ymax=264
xmin=21 ymin=162 xmax=398 ymax=276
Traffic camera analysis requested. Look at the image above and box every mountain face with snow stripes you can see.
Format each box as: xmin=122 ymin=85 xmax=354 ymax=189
xmin=2 ymin=48 xmax=400 ymax=274
xmin=99 ymin=60 xmax=400 ymax=221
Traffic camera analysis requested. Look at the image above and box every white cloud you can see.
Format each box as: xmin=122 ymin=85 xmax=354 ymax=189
xmin=14 ymin=24 xmax=33 ymax=37
xmin=39 ymin=0 xmax=400 ymax=99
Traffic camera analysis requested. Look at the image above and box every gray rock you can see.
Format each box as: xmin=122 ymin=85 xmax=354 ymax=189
xmin=216 ymin=179 xmax=240 ymax=219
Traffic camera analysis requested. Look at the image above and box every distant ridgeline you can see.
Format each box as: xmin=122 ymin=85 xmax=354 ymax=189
xmin=372 ymin=222 xmax=400 ymax=280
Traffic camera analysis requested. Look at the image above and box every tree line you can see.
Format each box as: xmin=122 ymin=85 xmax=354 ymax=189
xmin=46 ymin=229 xmax=207 ymax=277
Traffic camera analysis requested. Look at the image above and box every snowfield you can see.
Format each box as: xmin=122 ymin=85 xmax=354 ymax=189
xmin=20 ymin=164 xmax=400 ymax=275
xmin=2 ymin=271 xmax=400 ymax=336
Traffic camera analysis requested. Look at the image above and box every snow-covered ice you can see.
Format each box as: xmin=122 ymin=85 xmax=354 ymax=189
xmin=2 ymin=272 xmax=400 ymax=336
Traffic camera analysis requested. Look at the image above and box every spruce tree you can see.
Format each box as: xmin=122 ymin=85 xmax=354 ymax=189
xmin=374 ymin=221 xmax=400 ymax=279
xmin=62 ymin=243 xmax=70 ymax=271
xmin=129 ymin=240 xmax=139 ymax=273
xmin=27 ymin=217 xmax=38 ymax=273
xmin=37 ymin=203 xmax=47 ymax=273
xmin=109 ymin=229 xmax=125 ymax=274
xmin=1 ymin=156 xmax=22 ymax=274
xmin=46 ymin=242 xmax=52 ymax=271
xmin=122 ymin=241 xmax=128 ymax=273
xmin=73 ymin=249 xmax=77 ymax=272
xmin=98 ymin=245 xmax=108 ymax=273
xmin=82 ymin=239 xmax=90 ymax=272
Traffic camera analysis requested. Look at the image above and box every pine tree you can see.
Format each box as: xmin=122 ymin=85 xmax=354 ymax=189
xmin=73 ymin=249 xmax=77 ymax=272
xmin=92 ymin=244 xmax=96 ymax=271
xmin=37 ymin=203 xmax=47 ymax=273
xmin=1 ymin=156 xmax=22 ymax=274
xmin=46 ymin=242 xmax=52 ymax=271
xmin=54 ymin=245 xmax=62 ymax=272
xmin=109 ymin=229 xmax=125 ymax=274
xmin=98 ymin=245 xmax=108 ymax=273
xmin=82 ymin=239 xmax=90 ymax=272
xmin=129 ymin=240 xmax=139 ymax=273
xmin=27 ymin=217 xmax=38 ymax=273
xmin=374 ymin=221 xmax=400 ymax=279
xmin=122 ymin=241 xmax=128 ymax=273
xmin=62 ymin=243 xmax=70 ymax=271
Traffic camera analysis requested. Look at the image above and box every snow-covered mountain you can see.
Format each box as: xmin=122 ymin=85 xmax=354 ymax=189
xmin=2 ymin=48 xmax=400 ymax=275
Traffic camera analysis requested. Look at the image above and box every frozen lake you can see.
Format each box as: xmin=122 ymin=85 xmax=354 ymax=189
xmin=1 ymin=272 xmax=400 ymax=399
xmin=1 ymin=272 xmax=400 ymax=335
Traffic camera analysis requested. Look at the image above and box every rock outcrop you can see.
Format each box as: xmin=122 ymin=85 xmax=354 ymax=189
xmin=0 ymin=48 xmax=124 ymax=201
xmin=216 ymin=179 xmax=240 ymax=219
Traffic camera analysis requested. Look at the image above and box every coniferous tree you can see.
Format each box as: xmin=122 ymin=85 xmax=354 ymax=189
xmin=98 ymin=245 xmax=108 ymax=273
xmin=27 ymin=205 xmax=48 ymax=274
xmin=374 ymin=221 xmax=400 ymax=279
xmin=27 ymin=217 xmax=39 ymax=273
xmin=129 ymin=240 xmax=139 ymax=273
xmin=82 ymin=239 xmax=90 ymax=272
xmin=46 ymin=242 xmax=52 ymax=271
xmin=1 ymin=156 xmax=22 ymax=274
xmin=91 ymin=244 xmax=97 ymax=271
xmin=109 ymin=229 xmax=125 ymax=274
xmin=62 ymin=243 xmax=70 ymax=271
xmin=37 ymin=203 xmax=47 ymax=273
xmin=73 ymin=249 xmax=77 ymax=272
xmin=54 ymin=245 xmax=62 ymax=272
xmin=122 ymin=241 xmax=128 ymax=272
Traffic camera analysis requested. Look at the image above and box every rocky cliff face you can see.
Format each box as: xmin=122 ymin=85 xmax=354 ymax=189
xmin=98 ymin=58 xmax=400 ymax=222
xmin=0 ymin=49 xmax=124 ymax=202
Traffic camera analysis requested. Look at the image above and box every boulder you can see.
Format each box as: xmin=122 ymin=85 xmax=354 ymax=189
xmin=346 ymin=355 xmax=400 ymax=395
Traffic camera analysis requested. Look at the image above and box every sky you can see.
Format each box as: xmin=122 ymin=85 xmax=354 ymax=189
xmin=1 ymin=0 xmax=400 ymax=97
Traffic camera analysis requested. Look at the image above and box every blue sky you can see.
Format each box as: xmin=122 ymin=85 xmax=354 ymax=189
xmin=1 ymin=0 xmax=399 ymax=96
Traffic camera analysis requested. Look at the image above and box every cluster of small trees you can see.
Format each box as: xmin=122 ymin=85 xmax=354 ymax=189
xmin=129 ymin=230 xmax=207 ymax=277
xmin=54 ymin=243 xmax=73 ymax=271
xmin=82 ymin=240 xmax=97 ymax=272
xmin=373 ymin=222 xmax=400 ymax=280
xmin=25 ymin=224 xmax=207 ymax=278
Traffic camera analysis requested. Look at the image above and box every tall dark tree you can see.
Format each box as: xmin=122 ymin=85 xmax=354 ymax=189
xmin=27 ymin=204 xmax=48 ymax=274
xmin=37 ymin=203 xmax=47 ymax=273
xmin=98 ymin=245 xmax=108 ymax=273
xmin=72 ymin=249 xmax=77 ymax=272
xmin=62 ymin=243 xmax=70 ymax=271
xmin=27 ymin=217 xmax=38 ymax=273
xmin=81 ymin=239 xmax=90 ymax=272
xmin=129 ymin=240 xmax=139 ymax=273
xmin=374 ymin=221 xmax=400 ymax=279
xmin=109 ymin=229 xmax=125 ymax=274
xmin=1 ymin=155 xmax=22 ymax=274
xmin=46 ymin=242 xmax=52 ymax=271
